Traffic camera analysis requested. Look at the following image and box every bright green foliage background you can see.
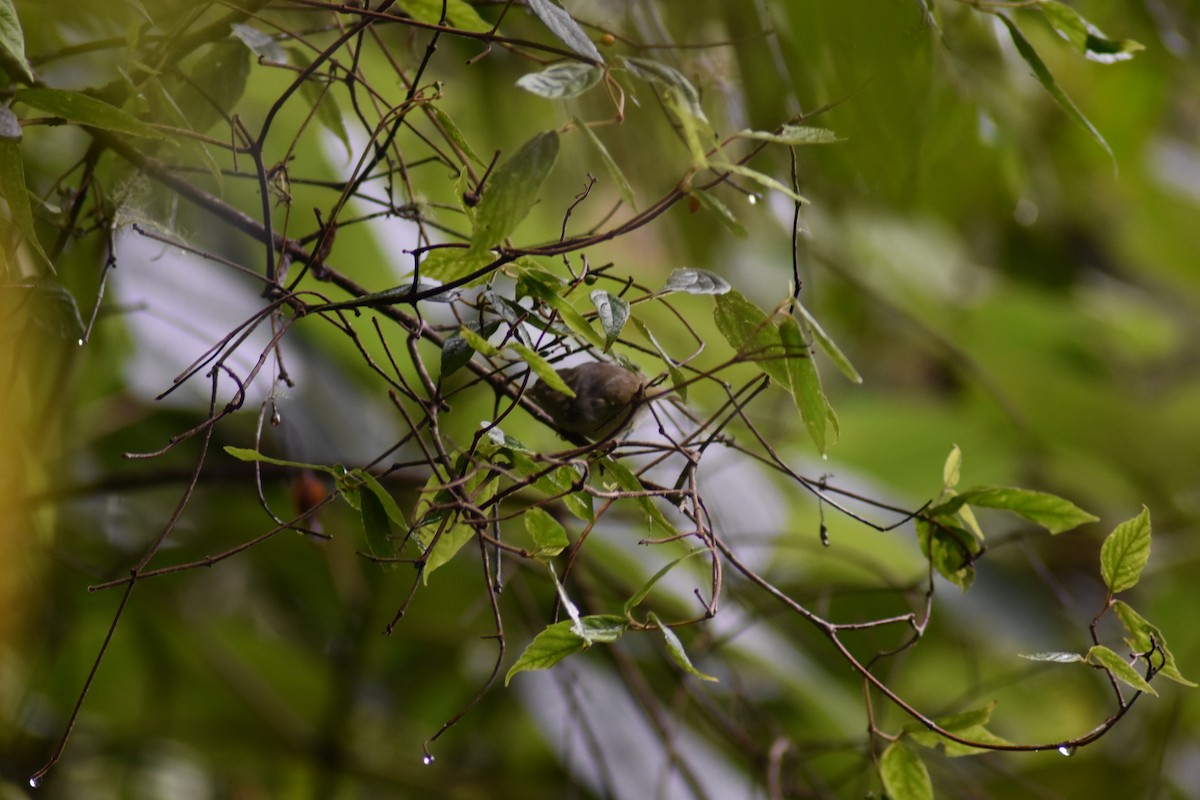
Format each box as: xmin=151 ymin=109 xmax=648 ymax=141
xmin=2 ymin=1 xmax=1199 ymax=798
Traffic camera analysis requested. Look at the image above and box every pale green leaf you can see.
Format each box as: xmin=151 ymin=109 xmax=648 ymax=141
xmin=230 ymin=23 xmax=284 ymax=62
xmin=1087 ymin=645 xmax=1157 ymax=696
xmin=793 ymin=301 xmax=862 ymax=383
xmin=0 ymin=0 xmax=34 ymax=84
xmin=779 ymin=315 xmax=828 ymax=454
xmin=601 ymin=457 xmax=676 ymax=537
xmin=524 ymin=506 xmax=569 ymax=557
xmin=505 ymin=615 xmax=627 ymax=685
xmin=624 ymin=549 xmax=706 ymax=614
xmin=929 ymin=487 xmax=1097 ymax=534
xmin=1111 ymin=600 xmax=1197 ymax=687
xmin=458 ymin=324 xmax=499 ymax=357
xmin=735 ymin=125 xmax=842 ymax=145
xmin=713 ymin=290 xmax=789 ymax=385
xmin=0 ymin=140 xmax=51 ymax=269
xmin=880 ymin=742 xmax=933 ymax=800
xmin=710 ymin=160 xmax=808 ymax=204
xmin=511 ymin=342 xmax=574 ymax=396
xmin=1038 ymin=1 xmax=1144 ymax=64
xmin=1100 ymin=507 xmax=1151 ymax=593
xmin=224 ymin=446 xmax=338 ymax=475
xmin=1019 ymin=651 xmax=1086 ymax=663
xmin=517 ymin=63 xmax=602 ymax=98
xmin=430 ymin=105 xmax=486 ymax=167
xmin=943 ymin=445 xmax=963 ymax=490
xmin=649 ymin=612 xmax=718 ymax=682
xmin=662 ymin=267 xmax=731 ymax=296
xmin=590 ymin=289 xmax=629 ymax=352
xmin=397 ymin=0 xmax=492 ymax=33
xmin=527 ymin=0 xmax=603 ymax=62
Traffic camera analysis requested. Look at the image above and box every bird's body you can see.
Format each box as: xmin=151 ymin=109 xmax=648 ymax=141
xmin=527 ymin=362 xmax=649 ymax=442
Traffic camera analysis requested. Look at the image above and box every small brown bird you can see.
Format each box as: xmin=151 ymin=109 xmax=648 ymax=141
xmin=527 ymin=362 xmax=649 ymax=442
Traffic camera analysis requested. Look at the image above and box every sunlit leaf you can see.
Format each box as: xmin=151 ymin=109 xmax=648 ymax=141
xmin=1100 ymin=507 xmax=1151 ymax=593
xmin=458 ymin=324 xmax=499 ymax=357
xmin=442 ymin=320 xmax=500 ymax=377
xmin=943 ymin=445 xmax=962 ymax=490
xmin=505 ymin=615 xmax=627 ymax=685
xmin=471 ymin=130 xmax=560 ymax=250
xmin=928 ymin=487 xmax=1097 ymax=534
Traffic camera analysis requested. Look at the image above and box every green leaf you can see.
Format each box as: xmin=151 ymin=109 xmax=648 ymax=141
xmin=994 ymin=13 xmax=1114 ymax=171
xmin=1019 ymin=651 xmax=1086 ymax=663
xmin=430 ymin=105 xmax=486 ymax=167
xmin=517 ymin=63 xmax=602 ymax=98
xmin=418 ymin=474 xmax=496 ymax=583
xmin=779 ymin=315 xmax=830 ymax=454
xmin=916 ymin=518 xmax=979 ymax=591
xmin=357 ymin=486 xmax=397 ymax=567
xmin=0 ymin=142 xmax=51 ymax=269
xmin=471 ymin=130 xmax=560 ymax=250
xmin=689 ymin=190 xmax=747 ymax=239
xmin=515 ymin=265 xmax=606 ymax=349
xmin=629 ymin=315 xmax=688 ymax=402
xmin=1100 ymin=507 xmax=1151 ymax=594
xmin=524 ymin=506 xmax=569 ymax=557
xmin=713 ymin=290 xmax=789 ymax=385
xmin=601 ymin=457 xmax=676 ymax=537
xmin=442 ymin=320 xmax=500 ymax=377
xmin=649 ymin=613 xmax=718 ymax=682
xmin=943 ymin=445 xmax=962 ymax=490
xmin=458 ymin=324 xmax=499 ymax=357
xmin=793 ymin=301 xmax=862 ymax=383
xmin=1087 ymin=645 xmax=1158 ymax=696
xmin=880 ymin=742 xmax=933 ymax=800
xmin=928 ymin=487 xmax=1097 ymax=534
xmin=735 ymin=125 xmax=842 ymax=145
xmin=15 ymin=88 xmax=166 ymax=140
xmin=621 ymin=56 xmax=710 ymax=167
xmin=575 ymin=119 xmax=637 ymax=211
xmin=624 ymin=549 xmax=706 ymax=615
xmin=224 ymin=446 xmax=338 ymax=475
xmin=397 ymin=0 xmax=492 ymax=33
xmin=290 ymin=47 xmax=350 ymax=158
xmin=526 ymin=0 xmax=603 ymax=62
xmin=1111 ymin=601 xmax=1197 ymax=687
xmin=589 ymin=289 xmax=629 ymax=352
xmin=420 ymin=247 xmax=496 ymax=286
xmin=905 ymin=703 xmax=1013 ymax=757
xmin=710 ymin=160 xmax=809 ymax=204
xmin=662 ymin=267 xmax=731 ymax=296
xmin=357 ymin=471 xmax=408 ymax=528
xmin=511 ymin=342 xmax=574 ymax=396
xmin=505 ymin=615 xmax=627 ymax=685
xmin=230 ymin=23 xmax=284 ymax=62
xmin=0 ymin=0 xmax=34 ymax=85
xmin=1038 ymin=1 xmax=1144 ymax=64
